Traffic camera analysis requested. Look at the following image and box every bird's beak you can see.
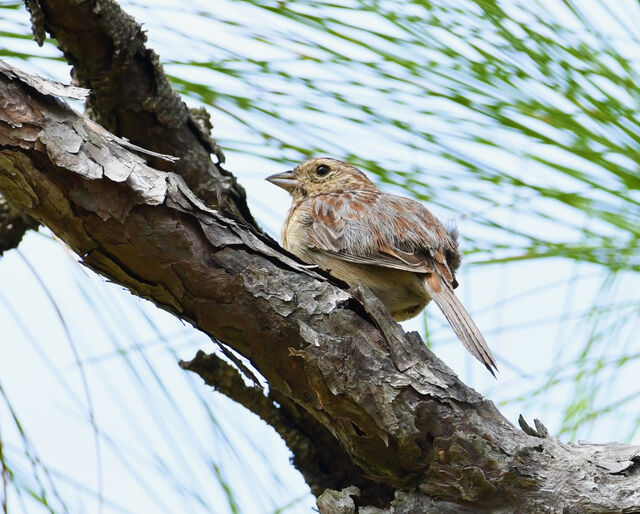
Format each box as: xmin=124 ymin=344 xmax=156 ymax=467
xmin=266 ymin=170 xmax=298 ymax=192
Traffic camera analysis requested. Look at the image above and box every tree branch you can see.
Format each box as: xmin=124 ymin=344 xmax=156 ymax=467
xmin=1 ymin=61 xmax=640 ymax=513
xmin=0 ymin=0 xmax=258 ymax=255
xmin=33 ymin=0 xmax=255 ymax=224
xmin=180 ymin=350 xmax=394 ymax=505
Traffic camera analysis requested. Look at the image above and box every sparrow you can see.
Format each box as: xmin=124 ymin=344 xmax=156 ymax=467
xmin=267 ymin=157 xmax=497 ymax=375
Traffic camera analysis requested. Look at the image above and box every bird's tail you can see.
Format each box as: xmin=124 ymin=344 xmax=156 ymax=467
xmin=424 ymin=274 xmax=498 ymax=376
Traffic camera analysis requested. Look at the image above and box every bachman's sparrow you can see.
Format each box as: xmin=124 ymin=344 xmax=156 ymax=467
xmin=267 ymin=157 xmax=497 ymax=375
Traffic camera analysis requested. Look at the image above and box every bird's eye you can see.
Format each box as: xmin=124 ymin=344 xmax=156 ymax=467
xmin=316 ymin=164 xmax=330 ymax=176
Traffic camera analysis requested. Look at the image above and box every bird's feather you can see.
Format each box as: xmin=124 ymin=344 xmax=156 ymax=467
xmin=303 ymin=190 xmax=459 ymax=280
xmin=424 ymin=274 xmax=498 ymax=376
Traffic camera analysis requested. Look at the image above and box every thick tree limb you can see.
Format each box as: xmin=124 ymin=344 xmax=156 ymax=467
xmin=0 ymin=0 xmax=258 ymax=255
xmin=26 ymin=0 xmax=252 ymax=221
xmin=2 ymin=63 xmax=640 ymax=513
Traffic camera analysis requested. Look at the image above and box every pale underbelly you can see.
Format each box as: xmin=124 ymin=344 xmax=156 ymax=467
xmin=304 ymin=251 xmax=430 ymax=321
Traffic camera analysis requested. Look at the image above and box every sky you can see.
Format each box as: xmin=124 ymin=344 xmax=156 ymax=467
xmin=1 ymin=0 xmax=640 ymax=513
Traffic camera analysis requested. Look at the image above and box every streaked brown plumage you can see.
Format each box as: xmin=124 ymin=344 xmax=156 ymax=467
xmin=267 ymin=157 xmax=497 ymax=375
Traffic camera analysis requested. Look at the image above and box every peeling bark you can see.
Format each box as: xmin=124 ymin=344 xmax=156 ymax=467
xmin=27 ymin=0 xmax=254 ymax=222
xmin=0 ymin=0 xmax=257 ymax=256
xmin=1 ymin=61 xmax=640 ymax=513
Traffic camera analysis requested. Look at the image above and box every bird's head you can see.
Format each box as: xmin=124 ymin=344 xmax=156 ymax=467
xmin=266 ymin=157 xmax=377 ymax=201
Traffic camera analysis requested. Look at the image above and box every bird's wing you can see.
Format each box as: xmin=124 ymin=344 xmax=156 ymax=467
xmin=304 ymin=190 xmax=459 ymax=283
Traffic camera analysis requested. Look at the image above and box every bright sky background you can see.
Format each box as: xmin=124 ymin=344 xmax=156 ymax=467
xmin=1 ymin=0 xmax=640 ymax=513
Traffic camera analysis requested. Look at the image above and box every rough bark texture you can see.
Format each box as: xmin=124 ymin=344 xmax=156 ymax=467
xmin=2 ymin=61 xmax=640 ymax=514
xmin=26 ymin=0 xmax=255 ymax=223
xmin=0 ymin=0 xmax=258 ymax=257
xmin=0 ymin=195 xmax=38 ymax=256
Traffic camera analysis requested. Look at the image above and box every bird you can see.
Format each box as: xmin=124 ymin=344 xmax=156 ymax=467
xmin=266 ymin=157 xmax=497 ymax=376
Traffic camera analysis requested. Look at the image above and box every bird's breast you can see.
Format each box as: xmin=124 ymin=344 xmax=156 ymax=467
xmin=316 ymin=257 xmax=429 ymax=320
xmin=282 ymin=205 xmax=309 ymax=257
